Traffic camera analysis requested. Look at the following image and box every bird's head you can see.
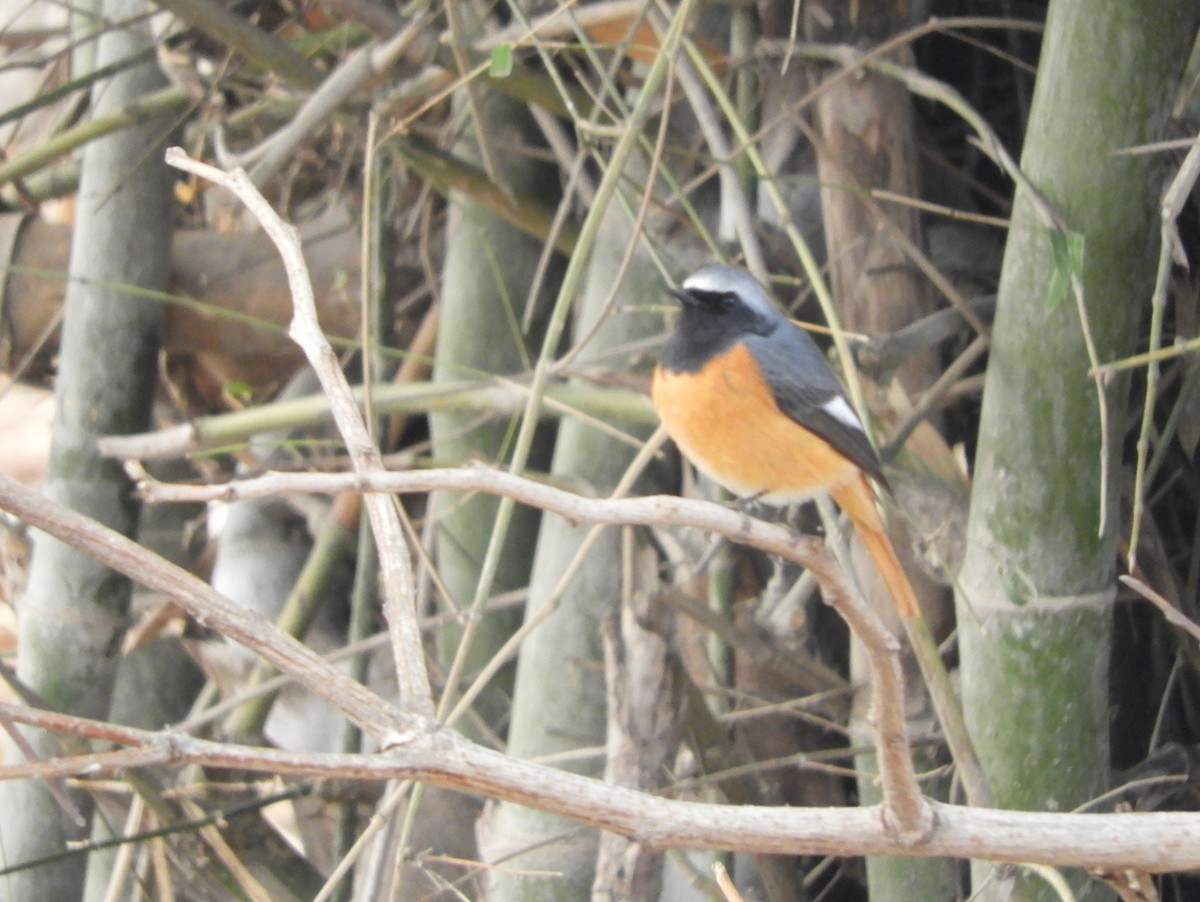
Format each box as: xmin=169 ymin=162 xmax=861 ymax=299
xmin=660 ymin=265 xmax=783 ymax=371
xmin=668 ymin=264 xmax=783 ymax=328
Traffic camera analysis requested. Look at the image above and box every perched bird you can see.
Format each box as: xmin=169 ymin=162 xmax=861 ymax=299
xmin=652 ymin=263 xmax=919 ymax=618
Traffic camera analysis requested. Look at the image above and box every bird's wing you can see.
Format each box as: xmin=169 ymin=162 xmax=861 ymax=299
xmin=745 ymin=325 xmax=887 ymax=486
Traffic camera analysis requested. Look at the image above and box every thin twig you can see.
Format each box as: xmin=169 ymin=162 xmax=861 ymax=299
xmin=656 ymin=7 xmax=766 ymax=279
xmin=881 ymin=333 xmax=989 ymax=460
xmin=1125 ymin=134 xmax=1200 ymax=569
xmin=442 ymin=0 xmax=499 ymax=184
xmin=242 ymin=16 xmax=433 ymax=185
xmin=432 ymin=0 xmax=697 ymax=772
xmin=1120 ymin=575 xmax=1200 ymax=645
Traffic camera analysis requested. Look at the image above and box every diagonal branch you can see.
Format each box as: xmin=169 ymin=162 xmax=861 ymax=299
xmin=0 ymin=474 xmax=411 ymax=741
xmin=163 ymin=148 xmax=434 ymax=718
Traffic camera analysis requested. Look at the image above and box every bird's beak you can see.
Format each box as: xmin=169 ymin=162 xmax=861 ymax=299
xmin=668 ymin=286 xmax=693 ymax=305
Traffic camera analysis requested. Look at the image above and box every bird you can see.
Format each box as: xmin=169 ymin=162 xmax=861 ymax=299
xmin=652 ymin=263 xmax=919 ymax=619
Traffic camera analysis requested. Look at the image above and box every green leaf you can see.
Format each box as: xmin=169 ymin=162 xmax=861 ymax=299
xmin=489 ymin=43 xmax=514 ymax=78
xmin=224 ymin=379 xmax=252 ymax=404
xmin=1046 ymin=229 xmax=1085 ymax=314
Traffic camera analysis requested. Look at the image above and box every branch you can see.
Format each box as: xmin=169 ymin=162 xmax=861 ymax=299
xmin=164 ymin=148 xmax=434 ymax=718
xmin=4 ymin=702 xmax=1200 ymax=872
xmin=0 ymin=474 xmax=410 ymax=741
xmin=1120 ymin=575 xmax=1200 ymax=645
xmin=143 ymin=465 xmax=938 ymax=831
xmin=5 ymin=470 xmax=1200 ymax=869
xmin=96 ymin=379 xmax=655 ymax=461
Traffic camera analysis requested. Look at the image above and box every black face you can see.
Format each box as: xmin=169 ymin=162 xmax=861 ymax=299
xmin=669 ymin=285 xmax=739 ymax=312
xmin=661 ymin=285 xmax=775 ymax=373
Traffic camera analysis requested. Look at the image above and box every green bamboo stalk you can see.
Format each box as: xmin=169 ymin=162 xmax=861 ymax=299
xmin=0 ymin=88 xmax=189 ymax=188
xmin=150 ymin=0 xmax=322 ymax=88
xmin=484 ymin=152 xmax=673 ymax=902
xmin=0 ymin=0 xmax=175 ymax=894
xmin=391 ymin=85 xmax=565 ymax=901
xmin=459 ymin=0 xmax=695 ymax=708
xmin=96 ymin=378 xmax=655 ymax=460
xmin=221 ymin=508 xmax=357 ymax=740
xmin=957 ymin=2 xmax=1198 ymax=900
xmin=429 ymin=92 xmax=561 ymax=732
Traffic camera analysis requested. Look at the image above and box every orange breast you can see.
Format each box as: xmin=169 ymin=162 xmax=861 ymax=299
xmin=652 ymin=344 xmax=859 ymax=502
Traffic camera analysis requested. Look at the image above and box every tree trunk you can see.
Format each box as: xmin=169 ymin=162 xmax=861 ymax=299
xmin=809 ymin=4 xmax=939 ymax=396
xmin=481 ymin=155 xmax=670 ymax=902
xmin=430 ymin=92 xmax=559 ymax=732
xmin=0 ymin=210 xmax=362 ymax=390
xmin=82 ymin=460 xmax=206 ymax=901
xmin=956 ymin=2 xmax=1197 ymax=900
xmin=806 ymin=1 xmax=954 ymax=896
xmin=407 ymin=90 xmax=561 ymax=897
xmin=0 ymin=0 xmax=173 ymax=894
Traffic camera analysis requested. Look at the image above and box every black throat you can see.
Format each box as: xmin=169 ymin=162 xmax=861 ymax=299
xmin=661 ymin=300 xmax=774 ymax=373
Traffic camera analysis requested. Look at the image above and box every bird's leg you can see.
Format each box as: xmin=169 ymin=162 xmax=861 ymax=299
xmin=726 ymin=490 xmax=769 ymax=542
xmin=686 ymin=491 xmax=764 ymax=576
xmin=689 ymin=532 xmax=729 ymax=577
xmin=732 ymin=489 xmax=768 ymax=511
xmin=758 ymin=502 xmax=824 ymax=627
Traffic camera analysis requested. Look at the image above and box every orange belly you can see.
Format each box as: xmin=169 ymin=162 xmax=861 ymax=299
xmin=652 ymin=344 xmax=859 ymax=502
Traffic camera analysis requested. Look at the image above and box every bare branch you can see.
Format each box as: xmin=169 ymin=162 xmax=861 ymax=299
xmin=1120 ymin=575 xmax=1200 ymax=644
xmin=163 ymin=147 xmax=434 ymax=718
xmin=4 ymin=701 xmax=1200 ymax=871
xmin=4 ymin=471 xmax=1200 ymax=869
xmin=142 ymin=465 xmax=936 ymax=830
xmin=0 ymin=474 xmax=412 ymax=742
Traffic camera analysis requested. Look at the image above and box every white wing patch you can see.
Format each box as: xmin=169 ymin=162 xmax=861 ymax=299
xmin=821 ymin=396 xmax=865 ymax=432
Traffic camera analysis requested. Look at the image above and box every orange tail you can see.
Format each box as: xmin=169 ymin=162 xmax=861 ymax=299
xmin=832 ymin=476 xmax=920 ymax=620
